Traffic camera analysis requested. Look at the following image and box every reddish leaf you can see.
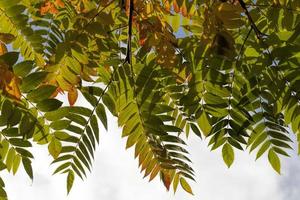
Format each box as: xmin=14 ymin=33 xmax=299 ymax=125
xmin=161 ymin=171 xmax=171 ymax=191
xmin=55 ymin=0 xmax=65 ymax=8
xmin=68 ymin=87 xmax=78 ymax=106
xmin=173 ymin=1 xmax=180 ymax=13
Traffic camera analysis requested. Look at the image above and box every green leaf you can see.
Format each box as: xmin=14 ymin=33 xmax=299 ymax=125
xmin=0 ymin=52 xmax=19 ymax=66
xmin=0 ymin=161 xmax=6 ymax=171
xmin=66 ymin=113 xmax=87 ymax=126
xmin=15 ymin=148 xmax=34 ymax=158
xmin=27 ymin=85 xmax=57 ymax=102
xmin=71 ymin=48 xmax=88 ymax=64
xmin=53 ymin=162 xmax=71 ymax=175
xmin=45 ymin=107 xmax=70 ymax=121
xmin=37 ymin=99 xmax=63 ymax=112
xmin=96 ymin=103 xmax=107 ymax=130
xmin=19 ymin=115 xmax=36 ymax=138
xmin=256 ymin=141 xmax=271 ymax=160
xmin=268 ymin=148 xmax=281 ymax=174
xmin=190 ymin=123 xmax=202 ymax=139
xmin=0 ymin=99 xmax=13 ymax=124
xmin=0 ymin=187 xmax=7 ymax=198
xmin=0 ymin=140 xmax=9 ymax=160
xmin=222 ymin=143 xmax=234 ymax=168
xmin=9 ymin=138 xmax=32 ymax=147
xmin=197 ymin=111 xmax=211 ymax=137
xmin=50 ymin=120 xmax=71 ymax=130
xmin=70 ymin=107 xmax=91 ymax=117
xmin=245 ymin=47 xmax=260 ymax=57
xmin=20 ymin=72 xmax=48 ymax=92
xmin=13 ymin=61 xmax=34 ymax=77
xmin=67 ymin=170 xmax=75 ymax=194
xmin=22 ymin=157 xmax=33 ymax=180
xmin=82 ymin=92 xmax=97 ymax=106
xmin=90 ymin=116 xmax=99 ymax=144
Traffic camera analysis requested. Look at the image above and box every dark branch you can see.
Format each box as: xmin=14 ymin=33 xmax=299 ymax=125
xmin=124 ymin=0 xmax=134 ymax=64
xmin=238 ymin=0 xmax=265 ymax=39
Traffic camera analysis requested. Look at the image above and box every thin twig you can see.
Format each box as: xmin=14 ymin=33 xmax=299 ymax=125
xmin=236 ymin=27 xmax=253 ymax=67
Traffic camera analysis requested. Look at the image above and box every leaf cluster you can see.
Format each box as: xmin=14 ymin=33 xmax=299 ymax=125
xmin=0 ymin=0 xmax=300 ymax=198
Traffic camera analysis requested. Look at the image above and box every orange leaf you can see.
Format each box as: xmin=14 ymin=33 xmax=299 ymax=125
xmin=50 ymin=89 xmax=59 ymax=98
xmin=181 ymin=4 xmax=188 ymax=17
xmin=40 ymin=1 xmax=58 ymax=15
xmin=1 ymin=67 xmax=22 ymax=100
xmin=68 ymin=87 xmax=78 ymax=106
xmin=55 ymin=0 xmax=65 ymax=8
xmin=40 ymin=1 xmax=51 ymax=15
xmin=49 ymin=4 xmax=59 ymax=14
xmin=0 ymin=42 xmax=7 ymax=55
xmin=161 ymin=171 xmax=171 ymax=191
xmin=164 ymin=1 xmax=171 ymax=12
xmin=139 ymin=37 xmax=147 ymax=46
xmin=173 ymin=1 xmax=180 ymax=13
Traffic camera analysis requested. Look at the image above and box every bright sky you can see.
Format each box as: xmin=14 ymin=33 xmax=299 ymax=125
xmin=2 ymin=95 xmax=300 ymax=200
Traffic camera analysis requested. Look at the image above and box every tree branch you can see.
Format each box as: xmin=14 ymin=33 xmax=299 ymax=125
xmin=124 ymin=0 xmax=134 ymax=64
xmin=238 ymin=0 xmax=265 ymax=39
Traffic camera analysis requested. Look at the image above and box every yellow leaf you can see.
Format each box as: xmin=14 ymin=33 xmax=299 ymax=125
xmin=173 ymin=173 xmax=180 ymax=193
xmin=48 ymin=138 xmax=62 ymax=159
xmin=56 ymin=75 xmax=73 ymax=91
xmin=164 ymin=1 xmax=170 ymax=12
xmin=149 ymin=164 xmax=160 ymax=181
xmin=180 ymin=177 xmax=194 ymax=195
xmin=5 ymin=76 xmax=21 ymax=100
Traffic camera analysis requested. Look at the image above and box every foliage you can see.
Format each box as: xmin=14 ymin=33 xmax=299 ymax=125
xmin=0 ymin=0 xmax=300 ymax=198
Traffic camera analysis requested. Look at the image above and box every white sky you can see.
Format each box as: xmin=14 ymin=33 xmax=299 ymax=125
xmin=2 ymin=95 xmax=300 ymax=200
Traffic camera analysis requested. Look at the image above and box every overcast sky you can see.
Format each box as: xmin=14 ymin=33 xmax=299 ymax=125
xmin=2 ymin=96 xmax=300 ymax=200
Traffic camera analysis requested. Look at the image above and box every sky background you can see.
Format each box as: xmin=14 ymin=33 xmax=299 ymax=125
xmin=1 ymin=95 xmax=300 ymax=200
